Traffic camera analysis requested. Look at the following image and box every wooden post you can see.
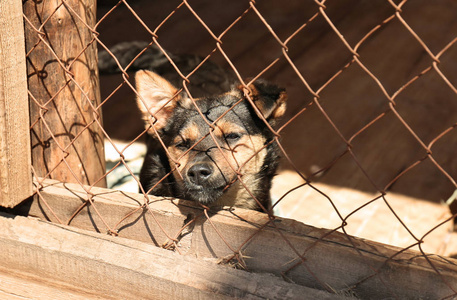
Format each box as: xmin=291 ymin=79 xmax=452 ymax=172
xmin=23 ymin=0 xmax=106 ymax=187
xmin=0 ymin=0 xmax=33 ymax=207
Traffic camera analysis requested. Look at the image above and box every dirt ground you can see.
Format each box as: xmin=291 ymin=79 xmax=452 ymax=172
xmin=97 ymin=0 xmax=457 ymax=256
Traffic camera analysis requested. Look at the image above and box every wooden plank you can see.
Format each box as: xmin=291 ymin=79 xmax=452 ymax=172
xmin=18 ymin=178 xmax=457 ymax=299
xmin=23 ymin=0 xmax=106 ymax=187
xmin=0 ymin=267 xmax=103 ymax=300
xmin=0 ymin=0 xmax=33 ymax=207
xmin=0 ymin=212 xmax=346 ymax=300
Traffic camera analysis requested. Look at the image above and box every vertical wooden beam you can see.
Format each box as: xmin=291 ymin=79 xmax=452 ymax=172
xmin=23 ymin=0 xmax=106 ymax=187
xmin=0 ymin=0 xmax=33 ymax=207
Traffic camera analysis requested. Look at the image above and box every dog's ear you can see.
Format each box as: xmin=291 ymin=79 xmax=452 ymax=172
xmin=239 ymin=79 xmax=287 ymax=122
xmin=135 ymin=70 xmax=181 ymax=132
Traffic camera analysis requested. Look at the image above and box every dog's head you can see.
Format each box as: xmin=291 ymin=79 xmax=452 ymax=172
xmin=135 ymin=70 xmax=286 ymax=209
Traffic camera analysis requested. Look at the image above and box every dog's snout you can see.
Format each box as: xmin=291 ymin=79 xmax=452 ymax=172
xmin=187 ymin=164 xmax=213 ymax=186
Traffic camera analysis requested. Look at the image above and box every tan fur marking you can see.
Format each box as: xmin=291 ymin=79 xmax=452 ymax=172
xmin=213 ymin=134 xmax=268 ymax=209
xmin=167 ymin=145 xmax=190 ymax=182
xmin=224 ymin=90 xmax=243 ymax=98
xmin=271 ymin=91 xmax=287 ymax=119
xmin=214 ymin=120 xmax=245 ymax=138
xmin=178 ymin=123 xmax=200 ymax=143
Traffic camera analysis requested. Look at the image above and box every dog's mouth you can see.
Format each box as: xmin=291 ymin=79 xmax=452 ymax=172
xmin=184 ymin=186 xmax=225 ymax=205
xmin=181 ymin=162 xmax=234 ymax=205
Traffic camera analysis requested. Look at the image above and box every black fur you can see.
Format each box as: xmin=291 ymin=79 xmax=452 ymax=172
xmin=98 ymin=41 xmax=234 ymax=97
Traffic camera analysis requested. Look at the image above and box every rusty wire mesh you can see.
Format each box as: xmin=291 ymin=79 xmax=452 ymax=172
xmin=24 ymin=0 xmax=457 ymax=298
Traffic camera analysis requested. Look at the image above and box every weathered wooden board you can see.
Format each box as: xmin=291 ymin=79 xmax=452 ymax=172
xmin=0 ymin=266 xmax=103 ymax=300
xmin=0 ymin=212 xmax=346 ymax=300
xmin=23 ymin=0 xmax=106 ymax=187
xmin=0 ymin=0 xmax=33 ymax=207
xmin=17 ymin=178 xmax=457 ymax=299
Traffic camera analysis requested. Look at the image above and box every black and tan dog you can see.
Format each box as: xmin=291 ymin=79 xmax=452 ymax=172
xmin=135 ymin=70 xmax=286 ymax=211
xmin=99 ymin=42 xmax=286 ymax=210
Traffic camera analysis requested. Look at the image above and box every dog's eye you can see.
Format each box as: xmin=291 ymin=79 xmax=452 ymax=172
xmin=225 ymin=133 xmax=242 ymax=142
xmin=175 ymin=139 xmax=191 ymax=149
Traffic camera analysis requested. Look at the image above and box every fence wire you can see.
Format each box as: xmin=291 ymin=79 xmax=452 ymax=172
xmin=24 ymin=0 xmax=457 ymax=298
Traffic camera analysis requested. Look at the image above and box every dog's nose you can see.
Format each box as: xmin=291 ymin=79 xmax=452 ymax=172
xmin=187 ymin=164 xmax=213 ymax=186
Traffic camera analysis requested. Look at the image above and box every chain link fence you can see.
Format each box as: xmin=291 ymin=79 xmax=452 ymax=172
xmin=23 ymin=0 xmax=457 ymax=298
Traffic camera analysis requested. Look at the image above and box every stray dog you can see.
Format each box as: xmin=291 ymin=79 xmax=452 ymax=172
xmin=135 ymin=71 xmax=286 ymax=211
xmin=99 ymin=42 xmax=287 ymax=210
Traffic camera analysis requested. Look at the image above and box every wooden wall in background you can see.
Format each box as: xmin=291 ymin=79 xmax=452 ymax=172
xmin=98 ymin=0 xmax=457 ymax=207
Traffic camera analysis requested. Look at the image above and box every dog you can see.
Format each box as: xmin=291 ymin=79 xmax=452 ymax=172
xmin=99 ymin=42 xmax=287 ymax=210
xmin=135 ymin=70 xmax=286 ymax=211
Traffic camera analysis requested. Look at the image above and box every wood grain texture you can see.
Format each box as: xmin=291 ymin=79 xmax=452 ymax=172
xmin=0 ymin=212 xmax=345 ymax=300
xmin=21 ymin=178 xmax=457 ymax=299
xmin=0 ymin=0 xmax=33 ymax=207
xmin=23 ymin=0 xmax=106 ymax=187
xmin=0 ymin=266 xmax=103 ymax=300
